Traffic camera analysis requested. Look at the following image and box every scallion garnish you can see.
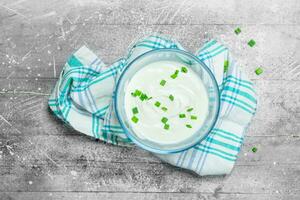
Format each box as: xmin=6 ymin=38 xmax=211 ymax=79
xmin=131 ymin=89 xmax=142 ymax=97
xmin=224 ymin=60 xmax=229 ymax=72
xmin=161 ymin=117 xmax=168 ymax=124
xmin=187 ymin=107 xmax=193 ymax=112
xmin=248 ymin=39 xmax=256 ymax=47
xmin=186 ymin=124 xmax=192 ymax=128
xmin=181 ymin=66 xmax=188 ymax=73
xmin=160 ymin=80 xmax=166 ymax=86
xmin=191 ymin=115 xmax=197 ymax=120
xmin=164 ymin=124 xmax=170 ymax=130
xmin=169 ymin=94 xmax=174 ymax=101
xmin=170 ymin=74 xmax=178 ymax=79
xmin=154 ymin=101 xmax=161 ymax=107
xmin=132 ymin=107 xmax=138 ymax=114
xmin=139 ymin=93 xmax=148 ymax=101
xmin=234 ymin=27 xmax=241 ymax=35
xmin=179 ymin=114 xmax=186 ymax=118
xmin=170 ymin=70 xmax=179 ymax=79
xmin=255 ymin=67 xmax=263 ymax=75
xmin=131 ymin=116 xmax=139 ymax=123
xmin=252 ymin=147 xmax=258 ymax=153
xmin=161 ymin=107 xmax=168 ymax=112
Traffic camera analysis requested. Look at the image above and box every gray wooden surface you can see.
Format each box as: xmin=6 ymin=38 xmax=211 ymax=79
xmin=0 ymin=0 xmax=300 ymax=199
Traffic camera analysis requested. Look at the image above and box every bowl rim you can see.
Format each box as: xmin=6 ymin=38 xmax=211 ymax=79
xmin=114 ymin=48 xmax=220 ymax=154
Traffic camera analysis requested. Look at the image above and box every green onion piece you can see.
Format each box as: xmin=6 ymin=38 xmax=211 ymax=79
xmin=170 ymin=70 xmax=179 ymax=79
xmin=191 ymin=115 xmax=197 ymax=120
xmin=255 ymin=67 xmax=263 ymax=75
xmin=169 ymin=94 xmax=174 ymax=101
xmin=131 ymin=116 xmax=139 ymax=123
xmin=234 ymin=27 xmax=241 ymax=35
xmin=160 ymin=79 xmax=166 ymax=86
xmin=154 ymin=101 xmax=161 ymax=107
xmin=132 ymin=89 xmax=142 ymax=97
xmin=186 ymin=124 xmax=192 ymax=128
xmin=135 ymin=90 xmax=142 ymax=96
xmin=161 ymin=117 xmax=168 ymax=124
xmin=164 ymin=124 xmax=170 ymax=130
xmin=139 ymin=93 xmax=148 ymax=101
xmin=224 ymin=60 xmax=229 ymax=72
xmin=161 ymin=107 xmax=168 ymax=112
xmin=132 ymin=107 xmax=139 ymax=114
xmin=252 ymin=147 xmax=258 ymax=153
xmin=148 ymin=97 xmax=153 ymax=100
xmin=170 ymin=74 xmax=178 ymax=79
xmin=179 ymin=114 xmax=186 ymax=118
xmin=181 ymin=66 xmax=188 ymax=73
xmin=248 ymin=39 xmax=256 ymax=47
xmin=187 ymin=107 xmax=193 ymax=112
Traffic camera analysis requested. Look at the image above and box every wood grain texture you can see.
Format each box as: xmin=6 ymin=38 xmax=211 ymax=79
xmin=0 ymin=0 xmax=300 ymax=199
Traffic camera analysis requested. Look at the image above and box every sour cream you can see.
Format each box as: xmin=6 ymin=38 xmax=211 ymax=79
xmin=124 ymin=61 xmax=209 ymax=144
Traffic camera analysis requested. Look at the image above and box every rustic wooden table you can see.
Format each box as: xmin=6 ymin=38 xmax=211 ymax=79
xmin=0 ymin=0 xmax=299 ymax=199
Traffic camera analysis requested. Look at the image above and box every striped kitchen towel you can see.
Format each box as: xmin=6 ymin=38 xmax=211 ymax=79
xmin=48 ymin=35 xmax=257 ymax=176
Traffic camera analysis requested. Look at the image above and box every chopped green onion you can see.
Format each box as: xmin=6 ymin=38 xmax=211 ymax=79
xmin=252 ymin=147 xmax=258 ymax=153
xmin=131 ymin=116 xmax=139 ymax=123
xmin=170 ymin=70 xmax=179 ymax=79
xmin=148 ymin=97 xmax=153 ymax=100
xmin=164 ymin=124 xmax=170 ymax=130
xmin=169 ymin=94 xmax=174 ymax=101
xmin=154 ymin=101 xmax=161 ymax=107
xmin=179 ymin=113 xmax=186 ymax=118
xmin=234 ymin=27 xmax=241 ymax=35
xmin=187 ymin=107 xmax=193 ymax=112
xmin=139 ymin=93 xmax=148 ymax=101
xmin=132 ymin=107 xmax=139 ymax=114
xmin=255 ymin=67 xmax=263 ymax=75
xmin=248 ymin=39 xmax=256 ymax=47
xmin=186 ymin=124 xmax=192 ymax=128
xmin=224 ymin=60 xmax=229 ymax=73
xmin=181 ymin=66 xmax=188 ymax=73
xmin=161 ymin=107 xmax=168 ymax=112
xmin=161 ymin=117 xmax=168 ymax=124
xmin=170 ymin=74 xmax=178 ymax=79
xmin=131 ymin=89 xmax=142 ymax=97
xmin=191 ymin=115 xmax=197 ymax=120
xmin=160 ymin=79 xmax=166 ymax=86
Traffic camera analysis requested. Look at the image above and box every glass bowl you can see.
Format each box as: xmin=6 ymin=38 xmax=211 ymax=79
xmin=114 ymin=48 xmax=220 ymax=154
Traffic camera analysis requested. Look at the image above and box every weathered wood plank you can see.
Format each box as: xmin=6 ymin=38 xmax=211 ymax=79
xmin=1 ymin=192 xmax=299 ymax=200
xmin=0 ymin=0 xmax=299 ymax=25
xmin=0 ymin=155 xmax=299 ymax=193
xmin=1 ymin=25 xmax=299 ymax=81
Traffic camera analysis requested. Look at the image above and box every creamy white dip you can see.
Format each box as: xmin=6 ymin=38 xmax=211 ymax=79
xmin=124 ymin=61 xmax=209 ymax=144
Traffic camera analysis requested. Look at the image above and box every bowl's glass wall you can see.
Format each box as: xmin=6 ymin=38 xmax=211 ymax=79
xmin=115 ymin=49 xmax=219 ymax=153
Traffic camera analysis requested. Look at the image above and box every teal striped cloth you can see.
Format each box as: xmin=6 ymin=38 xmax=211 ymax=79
xmin=48 ymin=35 xmax=257 ymax=175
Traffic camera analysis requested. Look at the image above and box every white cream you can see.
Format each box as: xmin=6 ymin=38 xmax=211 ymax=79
xmin=124 ymin=61 xmax=209 ymax=144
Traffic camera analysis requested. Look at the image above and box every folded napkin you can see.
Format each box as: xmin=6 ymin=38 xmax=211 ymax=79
xmin=48 ymin=35 xmax=257 ymax=176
